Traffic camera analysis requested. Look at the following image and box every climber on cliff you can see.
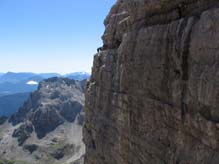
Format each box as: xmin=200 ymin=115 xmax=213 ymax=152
xmin=177 ymin=3 xmax=186 ymax=18
xmin=97 ymin=44 xmax=108 ymax=53
xmin=97 ymin=47 xmax=102 ymax=53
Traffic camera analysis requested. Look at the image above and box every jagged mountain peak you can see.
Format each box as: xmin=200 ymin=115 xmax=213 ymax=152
xmin=0 ymin=77 xmax=85 ymax=164
xmin=9 ymin=77 xmax=85 ymax=139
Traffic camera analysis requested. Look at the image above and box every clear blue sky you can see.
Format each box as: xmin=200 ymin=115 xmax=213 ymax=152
xmin=0 ymin=0 xmax=116 ymax=74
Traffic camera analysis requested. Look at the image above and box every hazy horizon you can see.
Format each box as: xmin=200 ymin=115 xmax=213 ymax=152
xmin=0 ymin=0 xmax=116 ymax=74
xmin=0 ymin=71 xmax=90 ymax=75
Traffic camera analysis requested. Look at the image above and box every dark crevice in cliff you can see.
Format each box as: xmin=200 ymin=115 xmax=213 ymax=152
xmin=162 ymin=24 xmax=171 ymax=103
xmin=179 ymin=16 xmax=199 ymax=122
xmin=179 ymin=18 xmax=190 ymax=122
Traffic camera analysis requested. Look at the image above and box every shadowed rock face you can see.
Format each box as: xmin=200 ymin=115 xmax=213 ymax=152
xmin=23 ymin=144 xmax=38 ymax=154
xmin=10 ymin=77 xmax=85 ymax=139
xmin=84 ymin=0 xmax=219 ymax=164
xmin=12 ymin=122 xmax=33 ymax=146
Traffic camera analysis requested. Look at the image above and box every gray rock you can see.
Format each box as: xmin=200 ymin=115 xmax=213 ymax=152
xmin=84 ymin=0 xmax=219 ymax=164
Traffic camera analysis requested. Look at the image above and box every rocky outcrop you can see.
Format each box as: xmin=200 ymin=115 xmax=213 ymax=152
xmin=23 ymin=144 xmax=38 ymax=154
xmin=12 ymin=122 xmax=33 ymax=146
xmin=10 ymin=77 xmax=84 ymax=139
xmin=84 ymin=0 xmax=219 ymax=164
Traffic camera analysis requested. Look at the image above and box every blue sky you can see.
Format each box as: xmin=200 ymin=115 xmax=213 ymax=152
xmin=0 ymin=0 xmax=116 ymax=74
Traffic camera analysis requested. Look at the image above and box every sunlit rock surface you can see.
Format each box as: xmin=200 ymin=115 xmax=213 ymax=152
xmin=84 ymin=0 xmax=219 ymax=164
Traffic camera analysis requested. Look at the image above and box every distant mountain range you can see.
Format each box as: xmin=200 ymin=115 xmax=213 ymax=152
xmin=0 ymin=72 xmax=90 ymax=116
xmin=0 ymin=92 xmax=30 ymax=117
xmin=0 ymin=72 xmax=90 ymax=96
xmin=65 ymin=72 xmax=90 ymax=81
xmin=0 ymin=72 xmax=90 ymax=84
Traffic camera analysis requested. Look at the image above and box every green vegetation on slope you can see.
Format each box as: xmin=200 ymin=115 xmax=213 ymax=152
xmin=0 ymin=159 xmax=29 ymax=164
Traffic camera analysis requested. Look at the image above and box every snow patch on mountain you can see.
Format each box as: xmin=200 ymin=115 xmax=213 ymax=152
xmin=26 ymin=80 xmax=38 ymax=85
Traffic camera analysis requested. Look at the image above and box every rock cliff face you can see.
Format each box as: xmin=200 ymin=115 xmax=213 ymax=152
xmin=84 ymin=0 xmax=219 ymax=164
